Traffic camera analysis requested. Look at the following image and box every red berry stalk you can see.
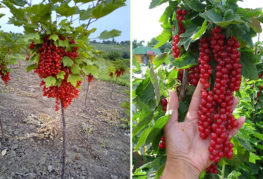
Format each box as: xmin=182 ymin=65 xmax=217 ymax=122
xmin=172 ymin=8 xmax=187 ymax=59
xmin=85 ymin=74 xmax=94 ymax=108
xmin=197 ymin=27 xmax=242 ymax=174
xmin=0 ymin=64 xmax=10 ymax=86
xmin=159 ymin=136 xmax=166 ymax=149
xmin=188 ymin=65 xmax=200 ymax=86
xmin=161 ymin=98 xmax=168 ymax=112
xmin=30 ymin=35 xmax=80 ymax=111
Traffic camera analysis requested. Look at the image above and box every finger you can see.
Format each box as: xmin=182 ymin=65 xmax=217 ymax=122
xmin=185 ymin=81 xmax=203 ymax=122
xmin=167 ymin=90 xmax=179 ymax=123
xmin=231 ymin=97 xmax=239 ymax=112
xmin=229 ymin=116 xmax=245 ymax=138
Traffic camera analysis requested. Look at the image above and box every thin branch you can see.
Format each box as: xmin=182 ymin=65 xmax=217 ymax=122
xmin=85 ymin=0 xmax=101 ymax=30
xmin=179 ymin=69 xmax=188 ymax=101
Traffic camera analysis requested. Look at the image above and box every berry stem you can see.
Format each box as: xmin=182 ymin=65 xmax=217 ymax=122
xmin=60 ymin=100 xmax=66 ymax=179
xmin=111 ymin=76 xmax=117 ymax=99
xmin=85 ymin=82 xmax=90 ymax=108
xmin=220 ymin=161 xmax=225 ymax=179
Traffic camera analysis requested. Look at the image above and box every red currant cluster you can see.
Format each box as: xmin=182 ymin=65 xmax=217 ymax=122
xmin=109 ymin=72 xmax=113 ymax=78
xmin=115 ymin=68 xmax=125 ymax=77
xmin=197 ymin=27 xmax=242 ymax=173
xmin=158 ymin=136 xmax=166 ymax=149
xmin=160 ymin=98 xmax=168 ymax=111
xmin=188 ymin=65 xmax=200 ymax=86
xmin=206 ymin=163 xmax=218 ymax=174
xmin=29 ymin=41 xmax=35 ymax=50
xmin=0 ymin=64 xmax=10 ymax=86
xmin=87 ymin=74 xmax=93 ymax=83
xmin=30 ymin=34 xmax=81 ymax=111
xmin=172 ymin=8 xmax=187 ymax=59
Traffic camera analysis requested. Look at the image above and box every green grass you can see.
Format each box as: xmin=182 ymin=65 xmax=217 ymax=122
xmin=97 ymin=68 xmax=130 ymax=87
xmin=90 ymin=43 xmax=130 ymax=55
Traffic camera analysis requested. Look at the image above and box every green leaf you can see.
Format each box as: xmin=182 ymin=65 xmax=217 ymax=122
xmin=67 ymin=74 xmax=82 ymax=87
xmin=173 ymin=52 xmax=197 ymax=69
xmin=23 ymin=33 xmax=40 ymax=41
xmin=62 ymin=56 xmax=73 ymax=67
xmin=133 ymin=112 xmax=153 ymax=137
xmin=149 ymin=62 xmax=160 ymax=107
xmin=153 ymin=52 xmax=170 ymax=68
xmin=98 ymin=29 xmax=122 ymax=39
xmin=92 ymin=0 xmax=125 ymax=19
xmin=55 ymin=3 xmax=77 ymax=17
xmin=184 ymin=0 xmax=205 ymax=12
xmin=27 ymin=4 xmax=52 ymax=24
xmin=249 ymin=17 xmax=262 ymax=33
xmin=192 ymin=20 xmax=207 ymax=40
xmin=240 ymin=48 xmax=258 ymax=80
xmin=159 ymin=5 xmax=173 ymax=25
xmin=50 ymin=34 xmax=58 ymax=41
xmin=0 ymin=14 xmax=5 ymax=19
xmin=135 ymin=78 xmax=156 ymax=110
xmin=149 ymin=0 xmax=168 ymax=9
xmin=146 ymin=115 xmax=170 ymax=145
xmin=82 ymin=65 xmax=98 ymax=77
xmin=199 ymin=8 xmax=223 ymax=24
xmin=5 ymin=0 xmax=27 ymax=6
xmin=56 ymin=71 xmax=66 ymax=79
xmin=135 ymin=128 xmax=152 ymax=150
xmin=71 ymin=65 xmax=80 ymax=75
xmin=44 ymin=76 xmax=57 ymax=87
xmin=59 ymin=39 xmax=69 ymax=48
xmin=249 ymin=152 xmax=261 ymax=164
xmin=80 ymin=8 xmax=92 ymax=20
xmin=154 ymin=29 xmax=171 ymax=49
xmin=26 ymin=64 xmax=38 ymax=72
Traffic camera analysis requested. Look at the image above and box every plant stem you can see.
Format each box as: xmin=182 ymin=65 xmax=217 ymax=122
xmin=220 ymin=161 xmax=225 ymax=179
xmin=111 ymin=76 xmax=117 ymax=99
xmin=0 ymin=118 xmax=5 ymax=143
xmin=60 ymin=100 xmax=66 ymax=179
xmin=85 ymin=82 xmax=90 ymax=108
xmin=179 ymin=69 xmax=188 ymax=101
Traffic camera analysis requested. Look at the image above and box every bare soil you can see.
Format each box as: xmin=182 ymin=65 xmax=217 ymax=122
xmin=0 ymin=63 xmax=130 ymax=179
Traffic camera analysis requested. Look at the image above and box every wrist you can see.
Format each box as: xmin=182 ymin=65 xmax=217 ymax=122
xmin=162 ymin=158 xmax=200 ymax=179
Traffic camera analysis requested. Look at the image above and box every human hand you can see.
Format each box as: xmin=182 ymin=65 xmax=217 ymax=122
xmin=162 ymin=81 xmax=245 ymax=178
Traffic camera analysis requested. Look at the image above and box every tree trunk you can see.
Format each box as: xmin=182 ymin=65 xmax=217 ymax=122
xmin=60 ymin=100 xmax=66 ymax=179
xmin=85 ymin=82 xmax=90 ymax=108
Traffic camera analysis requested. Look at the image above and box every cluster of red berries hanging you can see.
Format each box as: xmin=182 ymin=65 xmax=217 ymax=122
xmin=87 ymin=74 xmax=94 ymax=83
xmin=29 ymin=34 xmax=81 ymax=111
xmin=109 ymin=72 xmax=114 ymax=78
xmin=197 ymin=27 xmax=241 ymax=174
xmin=158 ymin=136 xmax=166 ymax=149
xmin=0 ymin=63 xmax=10 ymax=86
xmin=172 ymin=8 xmax=187 ymax=59
xmin=188 ymin=65 xmax=200 ymax=86
xmin=115 ymin=68 xmax=125 ymax=78
xmin=160 ymin=98 xmax=168 ymax=112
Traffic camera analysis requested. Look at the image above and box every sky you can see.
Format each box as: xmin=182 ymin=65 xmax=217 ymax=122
xmin=131 ymin=0 xmax=263 ymax=44
xmin=0 ymin=0 xmax=130 ymax=42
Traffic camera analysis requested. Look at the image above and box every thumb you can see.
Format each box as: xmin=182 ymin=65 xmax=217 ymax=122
xmin=167 ymin=90 xmax=179 ymax=124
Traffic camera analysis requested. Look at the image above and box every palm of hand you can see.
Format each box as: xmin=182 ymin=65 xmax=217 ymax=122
xmin=164 ymin=82 xmax=245 ymax=173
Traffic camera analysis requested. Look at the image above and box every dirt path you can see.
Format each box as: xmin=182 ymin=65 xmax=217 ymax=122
xmin=0 ymin=63 xmax=130 ymax=179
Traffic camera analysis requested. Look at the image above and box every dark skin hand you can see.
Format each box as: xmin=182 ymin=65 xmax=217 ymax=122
xmin=162 ymin=81 xmax=245 ymax=178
